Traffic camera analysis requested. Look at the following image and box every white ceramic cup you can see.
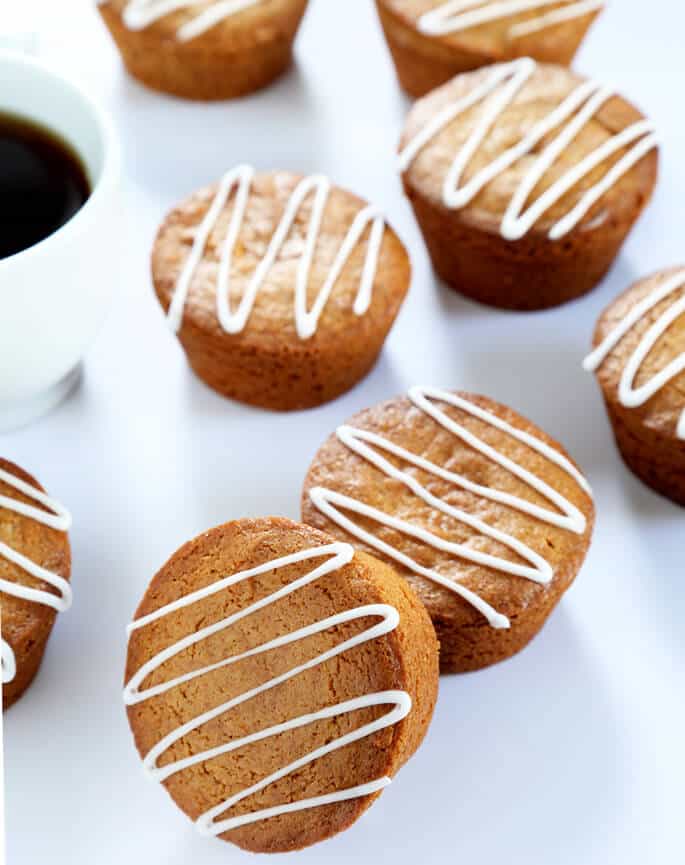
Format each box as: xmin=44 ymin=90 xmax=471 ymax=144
xmin=0 ymin=50 xmax=121 ymax=431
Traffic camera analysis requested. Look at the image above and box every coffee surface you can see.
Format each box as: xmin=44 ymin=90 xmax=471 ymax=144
xmin=0 ymin=113 xmax=90 ymax=260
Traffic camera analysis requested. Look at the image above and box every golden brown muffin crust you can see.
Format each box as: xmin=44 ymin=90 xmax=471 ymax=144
xmin=591 ymin=268 xmax=685 ymax=439
xmin=1 ymin=458 xmax=71 ymax=709
xmin=125 ymin=517 xmax=438 ymax=853
xmin=380 ymin=0 xmax=601 ymax=56
xmin=400 ymin=62 xmax=657 ymax=238
xmin=376 ymin=0 xmax=601 ymax=97
xmin=301 ymin=392 xmax=594 ymax=672
xmin=103 ymin=0 xmax=303 ymax=48
xmin=153 ymin=171 xmax=409 ymax=347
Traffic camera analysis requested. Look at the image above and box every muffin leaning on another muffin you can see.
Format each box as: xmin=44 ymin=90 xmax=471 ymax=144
xmin=98 ymin=0 xmax=309 ymax=100
xmin=398 ymin=58 xmax=658 ymax=310
xmin=376 ymin=0 xmax=604 ymax=96
xmin=0 ymin=459 xmax=72 ymax=709
xmin=124 ymin=517 xmax=438 ymax=853
xmin=584 ymin=268 xmax=685 ymax=506
xmin=302 ymin=386 xmax=595 ymax=673
xmin=152 ymin=165 xmax=411 ymax=410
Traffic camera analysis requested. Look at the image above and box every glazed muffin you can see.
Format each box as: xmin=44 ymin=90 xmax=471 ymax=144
xmin=0 ymin=459 xmax=72 ymax=709
xmin=98 ymin=0 xmax=309 ymax=100
xmin=301 ymin=386 xmax=595 ymax=673
xmin=398 ymin=59 xmax=658 ymax=310
xmin=376 ymin=0 xmax=604 ymax=97
xmin=584 ymin=268 xmax=685 ymax=505
xmin=124 ymin=517 xmax=438 ymax=853
xmin=152 ymin=165 xmax=411 ymax=410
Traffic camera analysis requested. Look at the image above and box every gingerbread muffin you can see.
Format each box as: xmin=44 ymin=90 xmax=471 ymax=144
xmin=398 ymin=59 xmax=658 ymax=310
xmin=152 ymin=165 xmax=410 ymax=410
xmin=584 ymin=268 xmax=685 ymax=506
xmin=376 ymin=0 xmax=603 ymax=97
xmin=98 ymin=0 xmax=309 ymax=100
xmin=301 ymin=386 xmax=595 ymax=673
xmin=124 ymin=517 xmax=438 ymax=852
xmin=0 ymin=459 xmax=72 ymax=709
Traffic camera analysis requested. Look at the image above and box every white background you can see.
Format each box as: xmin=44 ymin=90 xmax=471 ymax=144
xmin=3 ymin=1 xmax=683 ymax=863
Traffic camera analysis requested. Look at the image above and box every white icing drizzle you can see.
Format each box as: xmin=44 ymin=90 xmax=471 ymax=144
xmin=584 ymin=270 xmax=685 ymax=440
xmin=166 ymin=164 xmax=386 ymax=340
xmin=124 ymin=541 xmax=411 ymax=836
xmin=0 ymin=465 xmax=72 ymax=685
xmin=1 ymin=639 xmax=16 ymax=687
xmin=309 ymin=386 xmax=591 ymax=631
xmin=397 ymin=57 xmax=659 ymax=241
xmin=113 ymin=0 xmax=263 ymax=42
xmin=417 ymin=0 xmax=604 ymax=38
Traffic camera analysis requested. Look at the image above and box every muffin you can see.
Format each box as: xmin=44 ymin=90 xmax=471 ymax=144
xmin=584 ymin=268 xmax=685 ymax=505
xmin=152 ymin=165 xmax=410 ymax=410
xmin=398 ymin=58 xmax=659 ymax=310
xmin=124 ymin=517 xmax=438 ymax=852
xmin=376 ymin=0 xmax=604 ymax=97
xmin=98 ymin=0 xmax=309 ymax=100
xmin=301 ymin=386 xmax=595 ymax=673
xmin=0 ymin=459 xmax=72 ymax=709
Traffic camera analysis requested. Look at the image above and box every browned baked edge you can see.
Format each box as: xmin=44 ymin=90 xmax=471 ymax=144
xmin=603 ymin=399 xmax=685 ymax=506
xmin=402 ymin=163 xmax=657 ymax=311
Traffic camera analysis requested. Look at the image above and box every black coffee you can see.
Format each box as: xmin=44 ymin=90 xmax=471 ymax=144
xmin=0 ymin=112 xmax=91 ymax=260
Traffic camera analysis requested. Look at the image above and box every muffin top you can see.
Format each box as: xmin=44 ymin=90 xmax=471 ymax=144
xmin=152 ymin=167 xmax=410 ymax=351
xmin=103 ymin=0 xmax=295 ymax=43
xmin=0 ymin=459 xmax=71 ymax=683
xmin=399 ymin=59 xmax=658 ymax=239
xmin=585 ymin=268 xmax=685 ymax=441
xmin=381 ymin=0 xmax=603 ymax=55
xmin=125 ymin=517 xmax=437 ymax=853
xmin=302 ymin=387 xmax=594 ymax=630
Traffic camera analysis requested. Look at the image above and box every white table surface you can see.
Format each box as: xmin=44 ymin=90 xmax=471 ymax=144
xmin=4 ymin=2 xmax=683 ymax=863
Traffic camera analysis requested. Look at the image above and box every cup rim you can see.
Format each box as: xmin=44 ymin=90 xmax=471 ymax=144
xmin=0 ymin=50 xmax=121 ymax=269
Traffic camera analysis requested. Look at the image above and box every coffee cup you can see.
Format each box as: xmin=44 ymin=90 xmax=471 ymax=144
xmin=0 ymin=50 xmax=121 ymax=430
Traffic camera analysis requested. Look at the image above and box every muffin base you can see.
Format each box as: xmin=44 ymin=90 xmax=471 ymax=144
xmin=3 ymin=618 xmax=55 ymax=710
xmin=378 ymin=530 xmax=588 ymax=675
xmin=99 ymin=3 xmax=307 ymax=101
xmin=403 ymin=180 xmax=653 ymax=311
xmin=605 ymin=400 xmax=685 ymax=506
xmin=177 ymin=318 xmax=389 ymax=411
xmin=435 ymin=584 xmax=562 ymax=673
